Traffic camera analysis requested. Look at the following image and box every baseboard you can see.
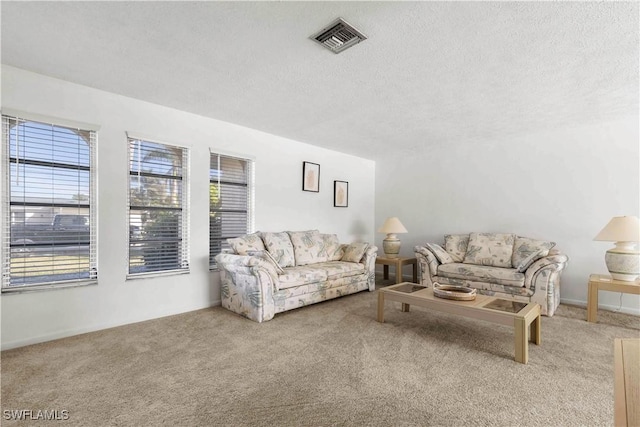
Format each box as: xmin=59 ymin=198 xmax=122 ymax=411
xmin=560 ymin=297 xmax=640 ymax=316
xmin=2 ymin=299 xmax=223 ymax=351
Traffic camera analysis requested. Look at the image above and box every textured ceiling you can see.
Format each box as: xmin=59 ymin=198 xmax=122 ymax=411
xmin=1 ymin=1 xmax=638 ymax=160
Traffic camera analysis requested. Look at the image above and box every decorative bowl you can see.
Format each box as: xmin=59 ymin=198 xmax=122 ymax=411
xmin=433 ymin=284 xmax=477 ymax=301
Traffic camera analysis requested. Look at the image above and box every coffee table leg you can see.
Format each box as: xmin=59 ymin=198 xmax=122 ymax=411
xmin=514 ymin=317 xmax=528 ymax=364
xmin=530 ymin=314 xmax=541 ymax=345
xmin=401 ymin=303 xmax=410 ymax=312
xmin=377 ymin=292 xmax=385 ymax=323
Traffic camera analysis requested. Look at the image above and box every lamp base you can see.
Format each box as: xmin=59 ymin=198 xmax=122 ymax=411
xmin=605 ymin=242 xmax=640 ymax=282
xmin=382 ymin=234 xmax=401 ymax=259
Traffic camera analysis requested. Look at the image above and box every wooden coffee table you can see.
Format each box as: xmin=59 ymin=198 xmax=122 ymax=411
xmin=377 ymin=282 xmax=541 ymax=364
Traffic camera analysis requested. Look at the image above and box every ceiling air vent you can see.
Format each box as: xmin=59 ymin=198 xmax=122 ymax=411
xmin=310 ymin=18 xmax=367 ymax=54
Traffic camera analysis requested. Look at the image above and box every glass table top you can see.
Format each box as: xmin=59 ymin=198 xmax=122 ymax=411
xmin=482 ymin=299 xmax=527 ymax=313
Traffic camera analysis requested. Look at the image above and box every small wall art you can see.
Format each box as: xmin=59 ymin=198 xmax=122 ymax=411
xmin=302 ymin=161 xmax=320 ymax=192
xmin=334 ymin=180 xmax=348 ymax=207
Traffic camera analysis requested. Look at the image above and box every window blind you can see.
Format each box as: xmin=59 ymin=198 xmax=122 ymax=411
xmin=2 ymin=115 xmax=97 ymax=290
xmin=128 ymin=138 xmax=189 ymax=276
xmin=210 ymin=153 xmax=253 ymax=267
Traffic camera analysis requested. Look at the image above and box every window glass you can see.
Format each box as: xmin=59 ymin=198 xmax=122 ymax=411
xmin=210 ymin=153 xmax=253 ymax=267
xmin=128 ymin=138 xmax=189 ymax=276
xmin=2 ymin=116 xmax=97 ymax=290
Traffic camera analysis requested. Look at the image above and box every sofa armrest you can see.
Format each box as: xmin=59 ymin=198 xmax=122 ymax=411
xmin=216 ymin=253 xmax=280 ymax=280
xmin=524 ymin=253 xmax=569 ymax=286
xmin=215 ymin=253 xmax=278 ymax=323
xmin=523 ymin=252 xmax=569 ymax=316
xmin=414 ymin=245 xmax=440 ymax=287
xmin=362 ymin=245 xmax=378 ymax=291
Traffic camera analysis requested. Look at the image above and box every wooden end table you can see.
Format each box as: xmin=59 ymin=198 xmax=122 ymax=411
xmin=377 ymin=283 xmax=541 ymax=364
xmin=587 ymin=274 xmax=640 ymax=323
xmin=376 ymin=256 xmax=418 ymax=284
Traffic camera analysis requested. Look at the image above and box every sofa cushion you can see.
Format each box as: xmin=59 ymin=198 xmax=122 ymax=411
xmin=227 ymin=232 xmax=264 ymax=255
xmin=444 ymin=234 xmax=469 ymax=262
xmin=425 ymin=243 xmax=454 ymax=264
xmin=288 ymin=230 xmax=326 ymax=266
xmin=262 ymin=232 xmax=296 ymax=268
xmin=463 ymin=233 xmax=515 ymax=268
xmin=309 ymin=261 xmax=365 ymax=280
xmin=277 ymin=265 xmax=328 ymax=290
xmin=321 ymin=234 xmax=345 ymax=261
xmin=512 ymin=237 xmax=555 ymax=272
xmin=435 ymin=276 xmax=533 ymax=297
xmin=341 ymin=242 xmax=369 ymax=263
xmin=437 ymin=263 xmax=525 ymax=287
xmin=273 ymin=276 xmax=370 ymax=313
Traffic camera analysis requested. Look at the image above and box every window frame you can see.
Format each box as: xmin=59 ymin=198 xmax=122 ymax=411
xmin=126 ymin=134 xmax=190 ymax=279
xmin=1 ymin=112 xmax=98 ymax=293
xmin=209 ymin=150 xmax=255 ymax=270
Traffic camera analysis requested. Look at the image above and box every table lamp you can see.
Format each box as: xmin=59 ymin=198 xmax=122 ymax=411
xmin=593 ymin=216 xmax=640 ymax=281
xmin=378 ymin=217 xmax=408 ymax=258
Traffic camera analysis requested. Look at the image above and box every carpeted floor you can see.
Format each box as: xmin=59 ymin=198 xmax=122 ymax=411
xmin=1 ymin=282 xmax=639 ymax=427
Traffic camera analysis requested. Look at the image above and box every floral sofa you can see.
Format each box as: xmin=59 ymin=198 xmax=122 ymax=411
xmin=215 ymin=230 xmax=377 ymax=322
xmin=415 ymin=233 xmax=568 ymax=316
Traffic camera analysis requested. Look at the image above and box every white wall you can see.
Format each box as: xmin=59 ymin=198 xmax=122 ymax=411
xmin=0 ymin=66 xmax=376 ymax=349
xmin=376 ymin=115 xmax=640 ymax=314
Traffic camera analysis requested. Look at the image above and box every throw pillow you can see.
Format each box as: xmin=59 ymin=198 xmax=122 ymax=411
xmin=425 ymin=243 xmax=455 ymax=264
xmin=463 ymin=233 xmax=515 ymax=268
xmin=246 ymin=250 xmax=285 ymax=274
xmin=227 ymin=232 xmax=264 ymax=255
xmin=512 ymin=237 xmax=555 ymax=272
xmin=288 ymin=230 xmax=326 ymax=266
xmin=262 ymin=232 xmax=296 ymax=268
xmin=341 ymin=242 xmax=369 ymax=263
xmin=444 ymin=234 xmax=470 ymax=262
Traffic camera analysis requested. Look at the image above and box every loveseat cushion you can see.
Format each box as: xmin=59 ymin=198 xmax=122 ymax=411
xmin=437 ymin=263 xmax=525 ymax=287
xmin=463 ymin=233 xmax=515 ymax=268
xmin=512 ymin=237 xmax=555 ymax=272
xmin=435 ymin=276 xmax=533 ymax=297
xmin=263 ymin=232 xmax=296 ymax=268
xmin=228 ymin=232 xmax=265 ymax=254
xmin=288 ymin=230 xmax=326 ymax=266
xmin=444 ymin=234 xmax=469 ymax=262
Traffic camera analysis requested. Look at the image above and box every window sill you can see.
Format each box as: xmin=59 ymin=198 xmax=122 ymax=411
xmin=1 ymin=280 xmax=98 ymax=295
xmin=126 ymin=269 xmax=190 ymax=281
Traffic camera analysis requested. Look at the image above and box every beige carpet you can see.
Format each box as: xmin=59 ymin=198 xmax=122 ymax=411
xmin=2 ymin=282 xmax=639 ymax=427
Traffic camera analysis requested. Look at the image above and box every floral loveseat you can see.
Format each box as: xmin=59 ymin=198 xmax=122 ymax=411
xmin=415 ymin=233 xmax=568 ymax=316
xmin=215 ymin=230 xmax=377 ymax=322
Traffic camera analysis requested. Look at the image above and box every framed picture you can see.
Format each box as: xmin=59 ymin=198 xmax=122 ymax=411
xmin=334 ymin=181 xmax=348 ymax=207
xmin=302 ymin=161 xmax=320 ymax=192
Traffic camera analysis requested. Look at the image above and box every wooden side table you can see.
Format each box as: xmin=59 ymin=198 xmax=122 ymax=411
xmin=375 ymin=256 xmax=418 ymax=284
xmin=587 ymin=274 xmax=640 ymax=323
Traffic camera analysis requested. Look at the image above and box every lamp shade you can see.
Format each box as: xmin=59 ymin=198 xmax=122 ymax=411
xmin=594 ymin=216 xmax=640 ymax=242
xmin=378 ymin=217 xmax=408 ymax=234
